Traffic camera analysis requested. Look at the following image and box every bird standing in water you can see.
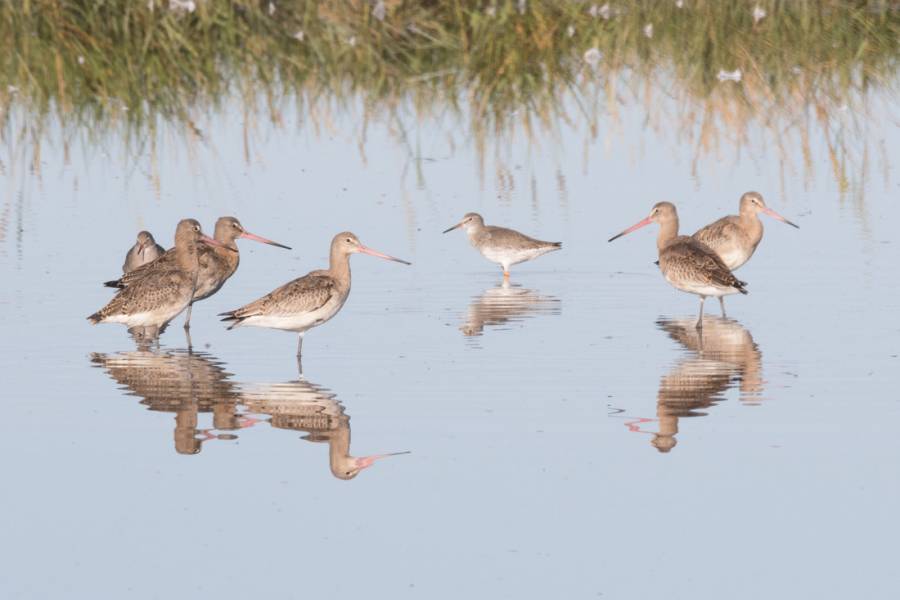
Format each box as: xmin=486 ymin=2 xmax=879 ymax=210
xmin=608 ymin=202 xmax=747 ymax=329
xmin=443 ymin=212 xmax=561 ymax=279
xmin=122 ymin=231 xmax=166 ymax=273
xmin=89 ymin=219 xmax=229 ymax=339
xmin=106 ymin=217 xmax=290 ymax=329
xmin=220 ymin=232 xmax=410 ymax=370
xmin=692 ymin=191 xmax=798 ymax=315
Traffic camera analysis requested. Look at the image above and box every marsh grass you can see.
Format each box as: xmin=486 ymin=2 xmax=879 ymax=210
xmin=0 ymin=0 xmax=897 ymax=185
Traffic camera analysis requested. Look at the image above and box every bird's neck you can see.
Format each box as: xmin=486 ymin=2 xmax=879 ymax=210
xmin=656 ymin=218 xmax=679 ymax=252
xmin=176 ymin=241 xmax=200 ymax=271
xmin=328 ymin=248 xmax=352 ymax=286
xmin=465 ymin=224 xmax=486 ymax=244
xmin=740 ymin=211 xmax=764 ymax=243
xmin=212 ymin=244 xmax=240 ymax=272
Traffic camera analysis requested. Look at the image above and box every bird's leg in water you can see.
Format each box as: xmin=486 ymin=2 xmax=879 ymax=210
xmin=718 ymin=296 xmax=727 ymax=318
xmin=183 ymin=303 xmax=193 ymax=330
xmin=184 ymin=327 xmax=193 ymax=352
xmin=696 ymin=296 xmax=706 ymax=330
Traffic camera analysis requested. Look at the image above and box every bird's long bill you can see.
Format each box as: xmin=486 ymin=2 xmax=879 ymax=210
xmin=358 ymin=244 xmax=412 ymax=265
xmin=761 ymin=206 xmax=800 ymax=229
xmin=442 ymin=222 xmax=463 ymax=234
xmin=608 ymin=216 xmax=653 ymax=242
xmin=240 ymin=231 xmax=292 ymax=250
xmin=355 ymin=451 xmax=411 ymax=470
xmin=200 ymin=234 xmax=236 ymax=252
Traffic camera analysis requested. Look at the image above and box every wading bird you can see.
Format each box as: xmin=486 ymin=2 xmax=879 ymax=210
xmin=692 ymin=191 xmax=798 ymax=315
xmin=89 ymin=219 xmax=229 ymax=339
xmin=443 ymin=212 xmax=561 ymax=279
xmin=106 ymin=216 xmax=290 ymax=329
xmin=122 ymin=230 xmax=166 ymax=273
xmin=219 ymin=232 xmax=410 ymax=369
xmin=608 ymin=202 xmax=747 ymax=329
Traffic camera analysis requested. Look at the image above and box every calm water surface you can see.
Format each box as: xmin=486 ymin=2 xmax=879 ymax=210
xmin=1 ymin=96 xmax=899 ymax=598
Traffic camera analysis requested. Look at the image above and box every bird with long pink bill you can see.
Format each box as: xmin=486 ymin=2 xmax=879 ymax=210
xmin=608 ymin=202 xmax=747 ymax=330
xmin=105 ymin=216 xmax=291 ymax=330
xmin=220 ymin=232 xmax=410 ymax=368
xmin=88 ymin=219 xmax=231 ymax=339
xmin=692 ymin=191 xmax=798 ymax=316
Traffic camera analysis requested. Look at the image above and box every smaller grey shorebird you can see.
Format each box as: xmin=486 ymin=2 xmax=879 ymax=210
xmin=693 ymin=191 xmax=797 ymax=314
xmin=105 ymin=216 xmax=290 ymax=329
xmin=220 ymin=232 xmax=410 ymax=366
xmin=88 ymin=219 xmax=230 ymax=339
xmin=443 ymin=212 xmax=561 ymax=279
xmin=609 ymin=202 xmax=747 ymax=329
xmin=123 ymin=230 xmax=166 ymax=273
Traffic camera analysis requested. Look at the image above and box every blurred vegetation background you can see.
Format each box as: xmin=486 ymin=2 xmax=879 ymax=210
xmin=1 ymin=0 xmax=897 ymax=185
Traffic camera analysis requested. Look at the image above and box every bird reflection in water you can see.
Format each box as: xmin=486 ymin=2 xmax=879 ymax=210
xmin=460 ymin=280 xmax=561 ymax=338
xmin=239 ymin=380 xmax=409 ymax=480
xmin=620 ymin=317 xmax=764 ymax=453
xmin=90 ymin=349 xmax=241 ymax=454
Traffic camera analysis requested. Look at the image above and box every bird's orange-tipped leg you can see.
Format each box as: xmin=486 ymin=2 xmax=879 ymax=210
xmin=718 ymin=297 xmax=727 ymax=318
xmin=696 ymin=297 xmax=706 ymax=330
xmin=503 ymin=270 xmax=510 ymax=280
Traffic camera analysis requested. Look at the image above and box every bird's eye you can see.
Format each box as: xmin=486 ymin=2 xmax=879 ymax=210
xmin=346 ymin=237 xmax=353 ymax=243
xmin=193 ymin=225 xmax=200 ymax=232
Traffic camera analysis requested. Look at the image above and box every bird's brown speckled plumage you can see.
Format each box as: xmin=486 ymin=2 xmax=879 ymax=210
xmin=107 ymin=217 xmax=245 ymax=299
xmin=658 ymin=235 xmax=747 ymax=294
xmin=608 ymin=202 xmax=746 ymax=329
xmin=88 ymin=219 xmax=209 ymax=335
xmin=105 ymin=217 xmax=290 ymax=329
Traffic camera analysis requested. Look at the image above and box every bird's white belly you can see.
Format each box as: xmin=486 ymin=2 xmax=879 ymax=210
xmin=106 ymin=303 xmax=188 ymax=328
xmin=480 ymin=246 xmax=534 ymax=267
xmin=240 ymin=298 xmax=344 ymax=333
xmin=670 ymin=280 xmax=738 ymax=298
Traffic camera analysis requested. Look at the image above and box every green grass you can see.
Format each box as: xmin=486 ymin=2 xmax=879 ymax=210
xmin=1 ymin=0 xmax=897 ymax=181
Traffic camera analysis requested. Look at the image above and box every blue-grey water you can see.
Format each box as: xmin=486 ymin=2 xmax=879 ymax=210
xmin=1 ymin=94 xmax=899 ymax=599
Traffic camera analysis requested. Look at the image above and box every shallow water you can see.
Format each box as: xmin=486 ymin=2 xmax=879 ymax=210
xmin=2 ymin=94 xmax=899 ymax=598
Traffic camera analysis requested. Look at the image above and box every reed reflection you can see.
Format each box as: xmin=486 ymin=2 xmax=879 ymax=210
xmin=239 ymin=380 xmax=408 ymax=480
xmin=90 ymin=349 xmax=240 ymax=455
xmin=460 ymin=281 xmax=560 ymax=338
xmin=648 ymin=316 xmax=764 ymax=453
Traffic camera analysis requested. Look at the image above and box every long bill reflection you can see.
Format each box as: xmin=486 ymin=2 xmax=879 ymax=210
xmin=90 ymin=351 xmax=408 ymax=478
xmin=238 ymin=380 xmax=409 ymax=480
xmin=90 ymin=350 xmax=241 ymax=455
xmin=460 ymin=280 xmax=560 ymax=338
xmin=631 ymin=317 xmax=764 ymax=453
